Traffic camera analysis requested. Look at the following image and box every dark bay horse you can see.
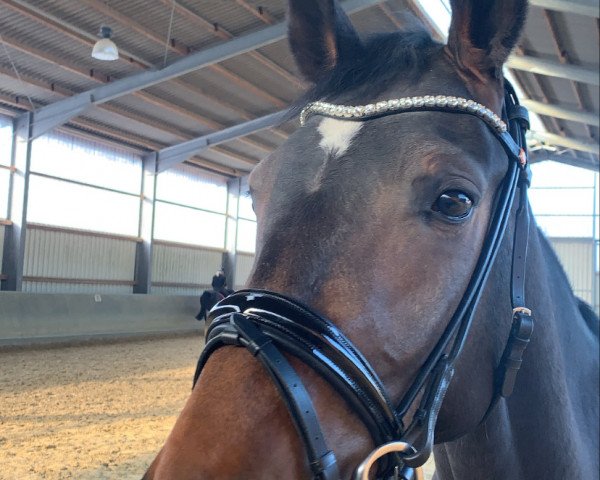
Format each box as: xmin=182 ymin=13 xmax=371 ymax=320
xmin=144 ymin=1 xmax=599 ymax=478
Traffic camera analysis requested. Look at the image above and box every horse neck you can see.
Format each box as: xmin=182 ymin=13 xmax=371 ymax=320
xmin=434 ymin=220 xmax=599 ymax=479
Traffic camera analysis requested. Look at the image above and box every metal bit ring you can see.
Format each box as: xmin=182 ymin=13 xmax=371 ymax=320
xmin=353 ymin=441 xmax=424 ymax=480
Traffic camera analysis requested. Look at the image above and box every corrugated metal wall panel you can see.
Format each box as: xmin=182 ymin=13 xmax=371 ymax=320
xmin=0 ymin=224 xmax=4 ymax=291
xmin=152 ymin=286 xmax=204 ymax=297
xmin=594 ymin=272 xmax=600 ymax=315
xmin=550 ymin=238 xmax=594 ymax=305
xmin=235 ymin=253 xmax=255 ymax=289
xmin=23 ymin=226 xmax=137 ymax=283
xmin=22 ymin=281 xmax=132 ymax=294
xmin=0 ymin=224 xmax=5 ymax=265
xmin=152 ymin=243 xmax=223 ymax=285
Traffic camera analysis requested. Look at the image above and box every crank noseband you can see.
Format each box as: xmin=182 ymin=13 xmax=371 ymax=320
xmin=195 ymin=290 xmax=402 ymax=479
xmin=193 ymin=81 xmax=534 ymax=480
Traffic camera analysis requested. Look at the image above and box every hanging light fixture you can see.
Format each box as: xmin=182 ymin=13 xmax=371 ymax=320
xmin=92 ymin=26 xmax=119 ymax=61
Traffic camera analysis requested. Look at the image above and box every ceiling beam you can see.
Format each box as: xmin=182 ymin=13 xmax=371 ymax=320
xmin=80 ymin=0 xmax=287 ymax=108
xmin=528 ymin=130 xmax=600 ymax=154
xmin=1 ymin=34 xmax=272 ymax=156
xmin=20 ymin=0 xmax=383 ymax=139
xmin=3 ymin=0 xmax=150 ymax=70
xmin=0 ymin=35 xmax=196 ymax=122
xmin=23 ymin=21 xmax=286 ymax=138
xmin=235 ymin=1 xmax=277 ymax=24
xmin=506 ymin=54 xmax=599 ymax=86
xmin=529 ymin=0 xmax=599 ymax=18
xmin=155 ymin=0 xmax=303 ymax=89
xmin=521 ymin=99 xmax=599 ymax=127
xmin=0 ymin=65 xmax=196 ymax=141
xmin=378 ymin=4 xmax=404 ymax=28
xmin=529 ymin=149 xmax=599 ymax=171
xmin=0 ymin=91 xmax=164 ymax=150
xmin=4 ymin=0 xmax=288 ymax=143
xmin=154 ymin=110 xmax=289 ymax=172
xmin=511 ymin=47 xmax=567 ymax=138
xmin=0 ymin=92 xmax=241 ymax=177
xmin=541 ymin=8 xmax=597 ymax=145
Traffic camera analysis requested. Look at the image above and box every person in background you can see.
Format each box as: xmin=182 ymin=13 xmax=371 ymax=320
xmin=195 ymin=270 xmax=234 ymax=322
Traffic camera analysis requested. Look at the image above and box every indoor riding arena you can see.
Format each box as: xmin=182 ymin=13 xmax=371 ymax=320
xmin=0 ymin=1 xmax=597 ymax=479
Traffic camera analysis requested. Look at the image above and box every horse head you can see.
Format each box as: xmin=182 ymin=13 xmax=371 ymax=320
xmin=248 ymin=0 xmax=526 ymax=448
xmin=144 ymin=2 xmax=599 ymax=479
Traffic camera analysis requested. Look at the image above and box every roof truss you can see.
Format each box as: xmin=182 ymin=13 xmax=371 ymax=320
xmin=20 ymin=0 xmax=385 ymax=140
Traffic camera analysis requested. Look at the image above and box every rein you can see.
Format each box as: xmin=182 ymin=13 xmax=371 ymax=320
xmin=193 ymin=81 xmax=534 ymax=480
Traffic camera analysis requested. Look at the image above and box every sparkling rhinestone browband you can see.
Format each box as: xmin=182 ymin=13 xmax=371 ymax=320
xmin=299 ymin=95 xmax=507 ymax=133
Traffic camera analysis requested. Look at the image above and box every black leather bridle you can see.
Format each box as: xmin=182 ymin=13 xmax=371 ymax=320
xmin=193 ymin=81 xmax=534 ymax=480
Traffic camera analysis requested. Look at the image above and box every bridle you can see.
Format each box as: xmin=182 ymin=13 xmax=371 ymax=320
xmin=195 ymin=82 xmax=533 ymax=479
xmin=193 ymin=81 xmax=534 ymax=480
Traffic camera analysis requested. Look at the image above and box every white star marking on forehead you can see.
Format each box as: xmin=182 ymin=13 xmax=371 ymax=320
xmin=317 ymin=117 xmax=363 ymax=158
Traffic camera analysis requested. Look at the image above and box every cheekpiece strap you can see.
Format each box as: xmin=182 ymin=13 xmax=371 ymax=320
xmin=499 ymin=81 xmax=535 ymax=402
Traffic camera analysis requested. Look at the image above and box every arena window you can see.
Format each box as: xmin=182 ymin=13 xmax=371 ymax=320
xmin=27 ymin=175 xmax=140 ymax=236
xmin=154 ymin=164 xmax=227 ymax=248
xmin=530 ymin=162 xmax=599 ymax=311
xmin=237 ymin=193 xmax=257 ymax=253
xmin=530 ymin=162 xmax=599 ymax=238
xmin=155 ymin=163 xmax=226 ymax=213
xmin=0 ymin=116 xmax=12 ymax=220
xmin=27 ymin=132 xmax=142 ymax=236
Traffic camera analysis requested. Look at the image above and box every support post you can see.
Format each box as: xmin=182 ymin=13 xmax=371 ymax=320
xmin=2 ymin=114 xmax=33 ymax=291
xmin=592 ymin=174 xmax=598 ymax=315
xmin=222 ymin=177 xmax=241 ymax=290
xmin=134 ymin=153 xmax=158 ymax=293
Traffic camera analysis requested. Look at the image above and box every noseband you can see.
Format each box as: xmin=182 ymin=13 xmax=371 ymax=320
xmin=193 ymin=82 xmax=534 ymax=480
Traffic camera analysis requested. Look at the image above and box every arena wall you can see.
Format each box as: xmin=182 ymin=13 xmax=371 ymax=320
xmin=0 ymin=223 xmax=5 ymax=288
xmin=0 ymin=292 xmax=200 ymax=346
xmin=152 ymin=241 xmax=224 ymax=295
xmin=0 ymin=224 xmax=5 ymax=261
xmin=22 ymin=224 xmax=137 ymax=294
xmin=549 ymin=237 xmax=598 ymax=313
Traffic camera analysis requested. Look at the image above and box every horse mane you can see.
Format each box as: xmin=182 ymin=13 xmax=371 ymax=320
xmin=578 ymin=298 xmax=600 ymax=337
xmin=295 ymin=21 xmax=439 ymax=112
xmin=537 ymin=230 xmax=599 ymax=337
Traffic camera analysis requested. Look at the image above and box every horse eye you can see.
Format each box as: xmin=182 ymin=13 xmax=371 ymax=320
xmin=432 ymin=190 xmax=473 ymax=219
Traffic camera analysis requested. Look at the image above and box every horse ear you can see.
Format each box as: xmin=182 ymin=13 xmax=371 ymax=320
xmin=287 ymin=0 xmax=362 ymax=83
xmin=447 ymin=0 xmax=528 ymax=83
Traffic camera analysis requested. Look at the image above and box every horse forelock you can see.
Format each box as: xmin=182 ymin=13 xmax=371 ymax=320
xmin=291 ymin=26 xmax=439 ymax=113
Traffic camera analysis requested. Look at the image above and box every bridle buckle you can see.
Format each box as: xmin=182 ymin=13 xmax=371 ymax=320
xmin=512 ymin=306 xmax=532 ymax=316
xmin=496 ymin=309 xmax=535 ymax=398
xmin=518 ymin=148 xmax=527 ymax=168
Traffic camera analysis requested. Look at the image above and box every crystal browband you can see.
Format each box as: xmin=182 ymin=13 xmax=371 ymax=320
xmin=300 ymin=95 xmax=507 ymax=133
